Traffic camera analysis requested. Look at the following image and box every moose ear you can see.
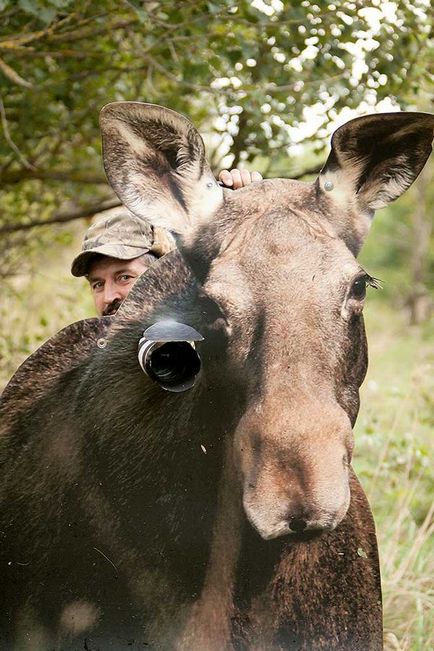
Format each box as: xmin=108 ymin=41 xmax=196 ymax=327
xmin=318 ymin=112 xmax=434 ymax=251
xmin=100 ymin=102 xmax=223 ymax=236
xmin=0 ymin=318 xmax=111 ymax=435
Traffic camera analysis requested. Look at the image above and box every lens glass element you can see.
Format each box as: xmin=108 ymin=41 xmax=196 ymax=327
xmin=147 ymin=341 xmax=201 ymax=389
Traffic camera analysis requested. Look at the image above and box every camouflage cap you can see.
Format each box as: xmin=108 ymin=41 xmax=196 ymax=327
xmin=71 ymin=208 xmax=175 ymax=277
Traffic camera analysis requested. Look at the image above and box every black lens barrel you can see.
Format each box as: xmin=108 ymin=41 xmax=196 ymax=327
xmin=137 ymin=322 xmax=203 ymax=392
xmin=147 ymin=341 xmax=201 ymax=387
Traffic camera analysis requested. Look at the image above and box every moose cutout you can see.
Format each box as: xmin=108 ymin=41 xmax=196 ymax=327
xmin=1 ymin=104 xmax=433 ymax=650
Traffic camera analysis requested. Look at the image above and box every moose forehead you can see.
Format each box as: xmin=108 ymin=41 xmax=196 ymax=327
xmin=199 ymin=178 xmax=360 ymax=299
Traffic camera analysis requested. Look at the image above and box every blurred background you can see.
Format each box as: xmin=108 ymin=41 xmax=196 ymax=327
xmin=0 ymin=1 xmax=433 ymax=648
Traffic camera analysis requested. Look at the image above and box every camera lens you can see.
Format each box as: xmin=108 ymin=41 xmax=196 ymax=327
xmin=146 ymin=341 xmax=201 ymax=389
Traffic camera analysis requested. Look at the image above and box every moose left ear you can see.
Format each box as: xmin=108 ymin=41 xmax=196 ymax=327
xmin=318 ymin=112 xmax=434 ymax=250
xmin=100 ymin=102 xmax=223 ymax=236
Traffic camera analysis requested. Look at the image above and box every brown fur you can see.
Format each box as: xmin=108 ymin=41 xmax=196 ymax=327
xmin=0 ymin=318 xmax=110 ymax=437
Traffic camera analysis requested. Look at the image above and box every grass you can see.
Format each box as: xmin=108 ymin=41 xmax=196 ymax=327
xmin=1 ymin=232 xmax=433 ymax=649
xmin=355 ymin=300 xmax=434 ymax=650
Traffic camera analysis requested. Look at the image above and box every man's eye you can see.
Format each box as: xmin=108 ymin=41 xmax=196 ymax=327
xmin=91 ymin=281 xmax=103 ymax=292
xmin=119 ymin=274 xmax=134 ymax=282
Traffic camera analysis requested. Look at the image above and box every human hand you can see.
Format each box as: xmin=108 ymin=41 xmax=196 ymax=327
xmin=218 ymin=169 xmax=263 ymax=189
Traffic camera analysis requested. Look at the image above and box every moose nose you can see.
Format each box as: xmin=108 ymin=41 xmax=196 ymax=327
xmin=289 ymin=517 xmax=307 ymax=533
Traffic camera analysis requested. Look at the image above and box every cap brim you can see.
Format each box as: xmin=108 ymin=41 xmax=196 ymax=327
xmin=71 ymin=244 xmax=150 ymax=277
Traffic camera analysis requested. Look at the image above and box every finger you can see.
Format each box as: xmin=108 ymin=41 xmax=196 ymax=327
xmin=241 ymin=170 xmax=253 ymax=186
xmin=229 ymin=169 xmax=243 ymax=189
xmin=218 ymin=170 xmax=233 ymax=187
xmin=251 ymin=171 xmax=263 ymax=183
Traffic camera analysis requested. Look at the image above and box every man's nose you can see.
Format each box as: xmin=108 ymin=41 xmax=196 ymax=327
xmin=103 ymin=281 xmax=122 ymax=305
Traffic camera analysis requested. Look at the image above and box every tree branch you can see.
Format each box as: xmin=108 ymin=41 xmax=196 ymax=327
xmin=47 ymin=18 xmax=138 ymax=44
xmin=0 ymin=13 xmax=74 ymax=49
xmin=0 ymin=96 xmax=35 ymax=169
xmin=0 ymin=197 xmax=121 ymax=235
xmin=0 ymin=56 xmax=33 ymax=87
xmin=0 ymin=168 xmax=107 ymax=185
xmin=0 ymin=161 xmax=323 ymax=236
xmin=0 ymin=16 xmax=136 ymax=53
xmin=10 ymin=47 xmax=98 ymax=59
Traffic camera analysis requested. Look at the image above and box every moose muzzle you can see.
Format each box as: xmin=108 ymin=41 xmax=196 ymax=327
xmin=235 ymin=401 xmax=354 ymax=540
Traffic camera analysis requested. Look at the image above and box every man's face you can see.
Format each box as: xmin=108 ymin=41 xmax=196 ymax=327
xmin=87 ymin=256 xmax=149 ymax=316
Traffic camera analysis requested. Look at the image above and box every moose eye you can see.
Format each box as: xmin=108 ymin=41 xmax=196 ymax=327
xmin=197 ymin=292 xmax=225 ymax=325
xmin=344 ymin=273 xmax=381 ymax=318
xmin=350 ymin=276 xmax=367 ymax=300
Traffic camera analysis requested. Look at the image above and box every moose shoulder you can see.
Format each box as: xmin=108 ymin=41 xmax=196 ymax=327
xmin=1 ymin=105 xmax=433 ymax=651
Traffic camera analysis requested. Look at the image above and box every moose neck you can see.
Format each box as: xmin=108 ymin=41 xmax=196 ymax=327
xmin=75 ymin=313 xmax=246 ymax=603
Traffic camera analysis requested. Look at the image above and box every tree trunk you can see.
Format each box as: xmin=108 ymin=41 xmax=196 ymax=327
xmin=408 ymin=161 xmax=433 ymax=325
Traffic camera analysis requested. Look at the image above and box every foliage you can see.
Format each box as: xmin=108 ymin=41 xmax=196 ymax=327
xmin=0 ymin=0 xmax=433 ymax=235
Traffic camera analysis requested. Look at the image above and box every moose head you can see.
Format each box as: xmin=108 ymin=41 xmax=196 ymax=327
xmin=100 ymin=103 xmax=434 ymax=541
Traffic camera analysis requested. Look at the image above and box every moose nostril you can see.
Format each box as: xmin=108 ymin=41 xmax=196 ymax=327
xmin=289 ymin=517 xmax=307 ymax=533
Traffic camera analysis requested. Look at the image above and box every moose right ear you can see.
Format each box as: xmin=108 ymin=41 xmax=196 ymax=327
xmin=100 ymin=102 xmax=223 ymax=236
xmin=318 ymin=112 xmax=434 ymax=253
